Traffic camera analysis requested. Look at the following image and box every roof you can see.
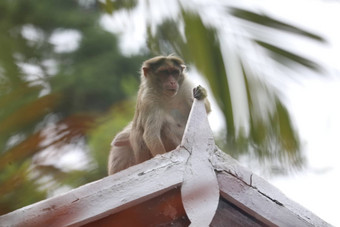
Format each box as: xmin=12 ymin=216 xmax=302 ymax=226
xmin=0 ymin=100 xmax=331 ymax=227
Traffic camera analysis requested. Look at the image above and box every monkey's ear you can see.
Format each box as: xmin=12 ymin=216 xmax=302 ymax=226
xmin=142 ymin=67 xmax=149 ymax=77
xmin=181 ymin=64 xmax=186 ymax=72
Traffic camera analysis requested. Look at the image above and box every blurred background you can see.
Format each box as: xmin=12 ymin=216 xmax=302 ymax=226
xmin=0 ymin=0 xmax=339 ymax=225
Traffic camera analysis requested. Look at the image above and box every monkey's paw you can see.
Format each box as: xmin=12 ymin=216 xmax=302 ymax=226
xmin=193 ymin=85 xmax=207 ymax=100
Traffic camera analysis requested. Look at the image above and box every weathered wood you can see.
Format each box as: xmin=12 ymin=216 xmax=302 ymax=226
xmin=211 ymin=197 xmax=269 ymax=227
xmin=0 ymin=148 xmax=189 ymax=227
xmin=212 ymin=148 xmax=331 ymax=227
xmin=181 ymin=99 xmax=219 ymax=226
xmin=83 ymin=187 xmax=190 ymax=227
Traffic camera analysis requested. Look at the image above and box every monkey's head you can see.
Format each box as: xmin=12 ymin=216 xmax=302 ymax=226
xmin=142 ymin=56 xmax=186 ymax=97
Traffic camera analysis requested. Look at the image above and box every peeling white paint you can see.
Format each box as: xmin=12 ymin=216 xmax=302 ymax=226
xmin=181 ymin=99 xmax=219 ymax=227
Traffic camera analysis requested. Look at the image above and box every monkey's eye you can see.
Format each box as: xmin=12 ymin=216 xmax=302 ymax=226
xmin=170 ymin=70 xmax=180 ymax=78
xmin=158 ymin=69 xmax=181 ymax=79
xmin=159 ymin=70 xmax=169 ymax=77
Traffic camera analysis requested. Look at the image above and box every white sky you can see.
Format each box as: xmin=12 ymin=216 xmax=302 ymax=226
xmin=248 ymin=0 xmax=340 ymax=225
xmin=270 ymin=77 xmax=340 ymax=226
xmin=102 ymin=0 xmax=340 ymax=225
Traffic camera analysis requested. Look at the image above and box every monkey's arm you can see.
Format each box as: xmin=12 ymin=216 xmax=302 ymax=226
xmin=143 ymin=110 xmax=167 ymax=156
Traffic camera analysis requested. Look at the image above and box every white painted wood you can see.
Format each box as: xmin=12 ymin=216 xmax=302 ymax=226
xmin=250 ymin=173 xmax=330 ymax=227
xmin=0 ymin=148 xmax=189 ymax=227
xmin=212 ymin=148 xmax=331 ymax=227
xmin=181 ymin=99 xmax=220 ymax=227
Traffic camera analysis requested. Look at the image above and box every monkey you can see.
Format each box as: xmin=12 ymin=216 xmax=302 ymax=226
xmin=108 ymin=56 xmax=210 ymax=175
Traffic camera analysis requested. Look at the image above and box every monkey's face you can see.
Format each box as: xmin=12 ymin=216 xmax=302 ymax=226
xmin=142 ymin=57 xmax=186 ymax=97
xmin=156 ymin=66 xmax=182 ymax=97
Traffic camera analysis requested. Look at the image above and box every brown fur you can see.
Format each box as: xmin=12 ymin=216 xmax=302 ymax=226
xmin=108 ymin=56 xmax=210 ymax=174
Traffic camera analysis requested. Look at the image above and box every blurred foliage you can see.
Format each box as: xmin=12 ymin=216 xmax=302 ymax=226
xmin=0 ymin=0 xmax=146 ymax=214
xmin=101 ymin=1 xmax=326 ymax=174
xmin=228 ymin=7 xmax=325 ymax=42
xmin=99 ymin=0 xmax=137 ymax=14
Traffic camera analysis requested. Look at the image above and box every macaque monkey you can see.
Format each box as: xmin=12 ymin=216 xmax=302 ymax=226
xmin=108 ymin=56 xmax=210 ymax=175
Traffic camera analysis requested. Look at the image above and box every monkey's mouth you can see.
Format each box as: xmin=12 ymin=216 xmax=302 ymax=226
xmin=165 ymin=89 xmax=177 ymax=96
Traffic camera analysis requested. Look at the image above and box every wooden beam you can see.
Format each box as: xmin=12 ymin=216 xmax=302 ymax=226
xmin=0 ymin=149 xmax=189 ymax=227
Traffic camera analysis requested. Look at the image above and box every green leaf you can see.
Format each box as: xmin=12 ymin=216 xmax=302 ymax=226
xmin=229 ymin=7 xmax=326 ymax=42
xmin=255 ymin=40 xmax=322 ymax=71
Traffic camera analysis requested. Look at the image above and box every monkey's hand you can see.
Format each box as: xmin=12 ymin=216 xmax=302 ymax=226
xmin=193 ymin=85 xmax=207 ymax=100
